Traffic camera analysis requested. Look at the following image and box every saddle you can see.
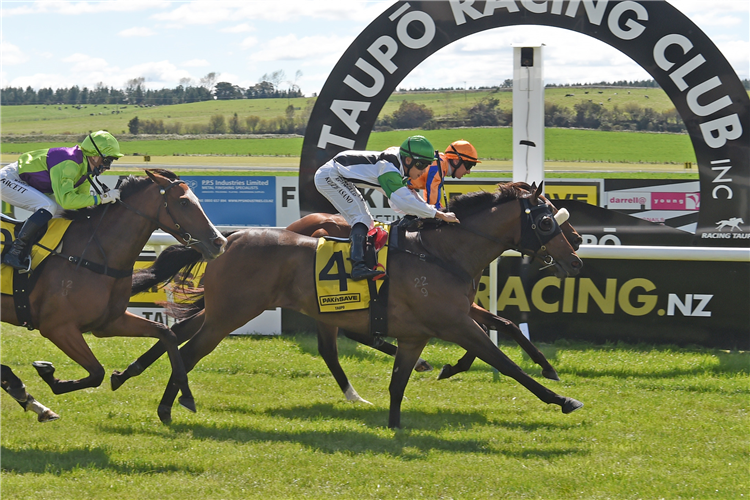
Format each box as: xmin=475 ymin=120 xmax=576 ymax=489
xmin=1 ymin=215 xmax=71 ymax=329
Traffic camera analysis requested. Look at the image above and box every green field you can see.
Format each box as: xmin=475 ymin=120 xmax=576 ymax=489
xmin=1 ymin=325 xmax=747 ymax=499
xmin=0 ymin=127 xmax=696 ymax=166
xmin=0 ymin=87 xmax=684 ymax=136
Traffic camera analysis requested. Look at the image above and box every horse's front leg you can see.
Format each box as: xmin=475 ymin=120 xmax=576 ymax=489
xmin=94 ymin=312 xmax=194 ymax=412
xmin=443 ymin=319 xmax=582 ymax=414
xmin=388 ymin=337 xmax=429 ymax=429
xmin=317 ymin=323 xmax=370 ymax=404
xmin=111 ymin=310 xmax=205 ymax=391
xmin=33 ymin=323 xmax=106 ymax=394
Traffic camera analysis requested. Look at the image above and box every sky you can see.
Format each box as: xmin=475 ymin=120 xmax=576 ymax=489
xmin=1 ymin=0 xmax=748 ymax=96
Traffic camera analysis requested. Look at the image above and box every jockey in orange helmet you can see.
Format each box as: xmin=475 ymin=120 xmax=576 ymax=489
xmin=408 ymin=140 xmax=480 ymax=210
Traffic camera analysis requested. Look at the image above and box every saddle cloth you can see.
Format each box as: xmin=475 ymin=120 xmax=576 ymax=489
xmin=0 ymin=218 xmax=72 ymax=295
xmin=314 ymin=225 xmax=389 ymax=313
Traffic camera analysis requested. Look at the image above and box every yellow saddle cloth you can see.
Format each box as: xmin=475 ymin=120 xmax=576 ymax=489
xmin=1 ymin=218 xmax=72 ymax=295
xmin=314 ymin=229 xmax=389 ymax=313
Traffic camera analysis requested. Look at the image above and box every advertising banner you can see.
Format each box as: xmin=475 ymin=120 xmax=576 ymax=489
xmin=473 ymin=256 xmax=749 ymax=350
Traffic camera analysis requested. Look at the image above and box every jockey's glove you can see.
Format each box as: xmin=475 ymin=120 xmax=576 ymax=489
xmin=100 ymin=189 xmax=120 ymax=204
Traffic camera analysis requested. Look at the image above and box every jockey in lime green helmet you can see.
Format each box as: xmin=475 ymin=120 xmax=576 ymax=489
xmin=0 ymin=130 xmax=123 ymax=271
xmin=399 ymin=135 xmax=435 ymax=178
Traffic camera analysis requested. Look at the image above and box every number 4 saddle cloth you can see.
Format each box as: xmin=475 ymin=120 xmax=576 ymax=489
xmin=315 ymin=224 xmax=389 ymax=313
xmin=1 ymin=217 xmax=72 ymax=295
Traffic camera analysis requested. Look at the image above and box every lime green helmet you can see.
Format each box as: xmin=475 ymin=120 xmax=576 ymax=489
xmin=399 ymin=135 xmax=435 ymax=169
xmin=81 ymin=131 xmax=124 ymax=159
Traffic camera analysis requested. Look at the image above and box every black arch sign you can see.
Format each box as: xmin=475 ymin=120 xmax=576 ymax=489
xmin=300 ymin=0 xmax=749 ymax=247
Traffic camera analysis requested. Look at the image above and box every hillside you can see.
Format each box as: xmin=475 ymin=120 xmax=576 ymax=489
xmin=1 ymin=87 xmax=680 ymax=136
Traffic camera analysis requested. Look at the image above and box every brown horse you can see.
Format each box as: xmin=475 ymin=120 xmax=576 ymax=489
xmin=2 ymin=364 xmax=59 ymax=422
xmin=131 ymin=182 xmax=584 ymax=428
xmin=0 ymin=169 xmax=226 ymax=411
xmin=285 ymin=207 xmax=583 ymax=383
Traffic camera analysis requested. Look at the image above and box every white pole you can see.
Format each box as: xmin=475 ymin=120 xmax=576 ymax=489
xmin=512 ymin=45 xmax=545 ymax=186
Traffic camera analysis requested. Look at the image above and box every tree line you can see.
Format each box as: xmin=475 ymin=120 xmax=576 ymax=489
xmin=0 ymin=70 xmax=304 ymax=106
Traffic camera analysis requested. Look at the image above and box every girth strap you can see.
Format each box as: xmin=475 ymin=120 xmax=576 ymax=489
xmin=34 ymin=242 xmax=132 ymax=279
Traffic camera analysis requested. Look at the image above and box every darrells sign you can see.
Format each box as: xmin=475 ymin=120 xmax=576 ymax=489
xmin=300 ymin=0 xmax=749 ymax=247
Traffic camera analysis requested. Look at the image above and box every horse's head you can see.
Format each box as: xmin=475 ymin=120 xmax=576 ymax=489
xmin=145 ymin=169 xmax=227 ymax=260
xmin=517 ymin=182 xmax=582 ymax=278
xmin=539 ymin=192 xmax=583 ymax=251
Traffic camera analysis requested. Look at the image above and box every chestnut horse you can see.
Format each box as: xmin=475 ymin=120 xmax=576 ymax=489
xmin=0 ymin=169 xmax=226 ymax=411
xmin=128 ymin=182 xmax=584 ymax=428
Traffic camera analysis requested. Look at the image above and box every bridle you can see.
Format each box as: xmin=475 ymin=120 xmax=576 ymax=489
xmin=116 ymin=178 xmax=204 ymax=248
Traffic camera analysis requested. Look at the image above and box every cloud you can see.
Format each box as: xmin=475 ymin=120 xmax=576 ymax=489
xmin=247 ymin=34 xmax=353 ymax=62
xmin=221 ymin=23 xmax=253 ymax=33
xmin=182 ymin=59 xmax=210 ymax=68
xmin=240 ymin=36 xmax=258 ymax=49
xmin=2 ymin=0 xmax=170 ymax=17
xmin=118 ymin=27 xmax=156 ymax=37
xmin=1 ymin=39 xmax=28 ymax=65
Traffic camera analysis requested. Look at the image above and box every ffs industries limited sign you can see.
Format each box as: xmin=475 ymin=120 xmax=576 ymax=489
xmin=182 ymin=176 xmax=276 ymax=226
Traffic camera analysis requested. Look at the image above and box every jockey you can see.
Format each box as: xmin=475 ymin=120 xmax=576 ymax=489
xmin=408 ymin=140 xmax=480 ymax=210
xmin=0 ymin=130 xmax=123 ymax=271
xmin=314 ymin=135 xmax=460 ymax=280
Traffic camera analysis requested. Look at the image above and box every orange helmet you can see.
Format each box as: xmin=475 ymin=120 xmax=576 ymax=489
xmin=444 ymin=140 xmax=480 ymax=168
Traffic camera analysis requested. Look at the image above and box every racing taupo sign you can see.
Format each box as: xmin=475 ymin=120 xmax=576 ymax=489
xmin=300 ymin=0 xmax=749 ymax=247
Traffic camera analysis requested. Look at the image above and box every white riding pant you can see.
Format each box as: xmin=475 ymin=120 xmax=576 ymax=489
xmin=314 ymin=162 xmax=374 ymax=230
xmin=0 ymin=162 xmax=64 ymax=216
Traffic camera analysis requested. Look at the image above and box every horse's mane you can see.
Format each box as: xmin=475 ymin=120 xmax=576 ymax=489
xmin=448 ymin=182 xmax=531 ymax=220
xmin=61 ymin=169 xmax=179 ymax=221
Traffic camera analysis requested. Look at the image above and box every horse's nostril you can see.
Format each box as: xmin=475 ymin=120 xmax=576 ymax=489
xmin=572 ymin=259 xmax=582 ymax=268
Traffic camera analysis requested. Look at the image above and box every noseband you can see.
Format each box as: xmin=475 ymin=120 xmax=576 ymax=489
xmin=118 ymin=179 xmax=204 ymax=248
xmin=517 ymin=197 xmax=562 ymax=266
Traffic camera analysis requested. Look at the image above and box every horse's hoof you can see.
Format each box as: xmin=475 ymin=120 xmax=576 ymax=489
xmin=157 ymin=404 xmax=173 ymax=424
xmin=437 ymin=365 xmax=454 ymax=380
xmin=38 ymin=409 xmax=60 ymax=423
xmin=178 ymin=396 xmax=196 ymax=413
xmin=32 ymin=361 xmax=55 ymax=376
xmin=414 ymin=359 xmax=433 ymax=372
xmin=110 ymin=372 xmax=124 ymax=391
xmin=542 ymin=368 xmax=561 ymax=381
xmin=562 ymin=398 xmax=583 ymax=414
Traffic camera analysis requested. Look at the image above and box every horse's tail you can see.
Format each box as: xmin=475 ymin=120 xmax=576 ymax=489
xmin=131 ymin=244 xmax=202 ymax=296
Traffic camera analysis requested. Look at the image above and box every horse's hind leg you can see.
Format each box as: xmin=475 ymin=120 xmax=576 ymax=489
xmin=317 ymin=323 xmax=370 ymax=404
xmin=1 ymin=366 xmax=60 ymax=422
xmin=34 ymin=324 xmax=106 ymax=394
xmin=444 ymin=320 xmax=582 ymax=414
xmin=111 ymin=310 xmax=205 ymax=391
xmin=341 ymin=329 xmax=433 ymax=372
xmin=470 ymin=305 xmax=560 ymax=381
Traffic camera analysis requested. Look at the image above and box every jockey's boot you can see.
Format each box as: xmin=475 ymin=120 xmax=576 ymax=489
xmin=2 ymin=208 xmax=52 ymax=272
xmin=349 ymin=223 xmax=384 ymax=281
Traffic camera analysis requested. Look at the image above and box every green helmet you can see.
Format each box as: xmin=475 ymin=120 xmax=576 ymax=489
xmin=81 ymin=131 xmax=124 ymax=159
xmin=399 ymin=135 xmax=435 ymax=165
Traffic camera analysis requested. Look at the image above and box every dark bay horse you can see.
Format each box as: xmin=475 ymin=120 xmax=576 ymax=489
xmin=286 ymin=206 xmax=583 ymax=383
xmin=131 ymin=182 xmax=584 ymax=428
xmin=0 ymin=169 xmax=226 ymax=411
xmin=2 ymin=364 xmax=59 ymax=422
xmin=112 ymin=191 xmax=580 ymax=396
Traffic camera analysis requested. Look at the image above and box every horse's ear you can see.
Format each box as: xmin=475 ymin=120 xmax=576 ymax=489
xmin=531 ymin=180 xmax=544 ymax=203
xmin=145 ymin=169 xmax=165 ymax=185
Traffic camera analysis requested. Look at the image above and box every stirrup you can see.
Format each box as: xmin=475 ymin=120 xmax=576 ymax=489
xmin=3 ymin=254 xmax=32 ymax=274
xmin=350 ymin=263 xmax=385 ymax=281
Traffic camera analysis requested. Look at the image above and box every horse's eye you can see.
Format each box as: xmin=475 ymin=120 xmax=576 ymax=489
xmin=539 ymin=216 xmax=554 ymax=232
xmin=180 ymin=199 xmax=188 ymax=207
